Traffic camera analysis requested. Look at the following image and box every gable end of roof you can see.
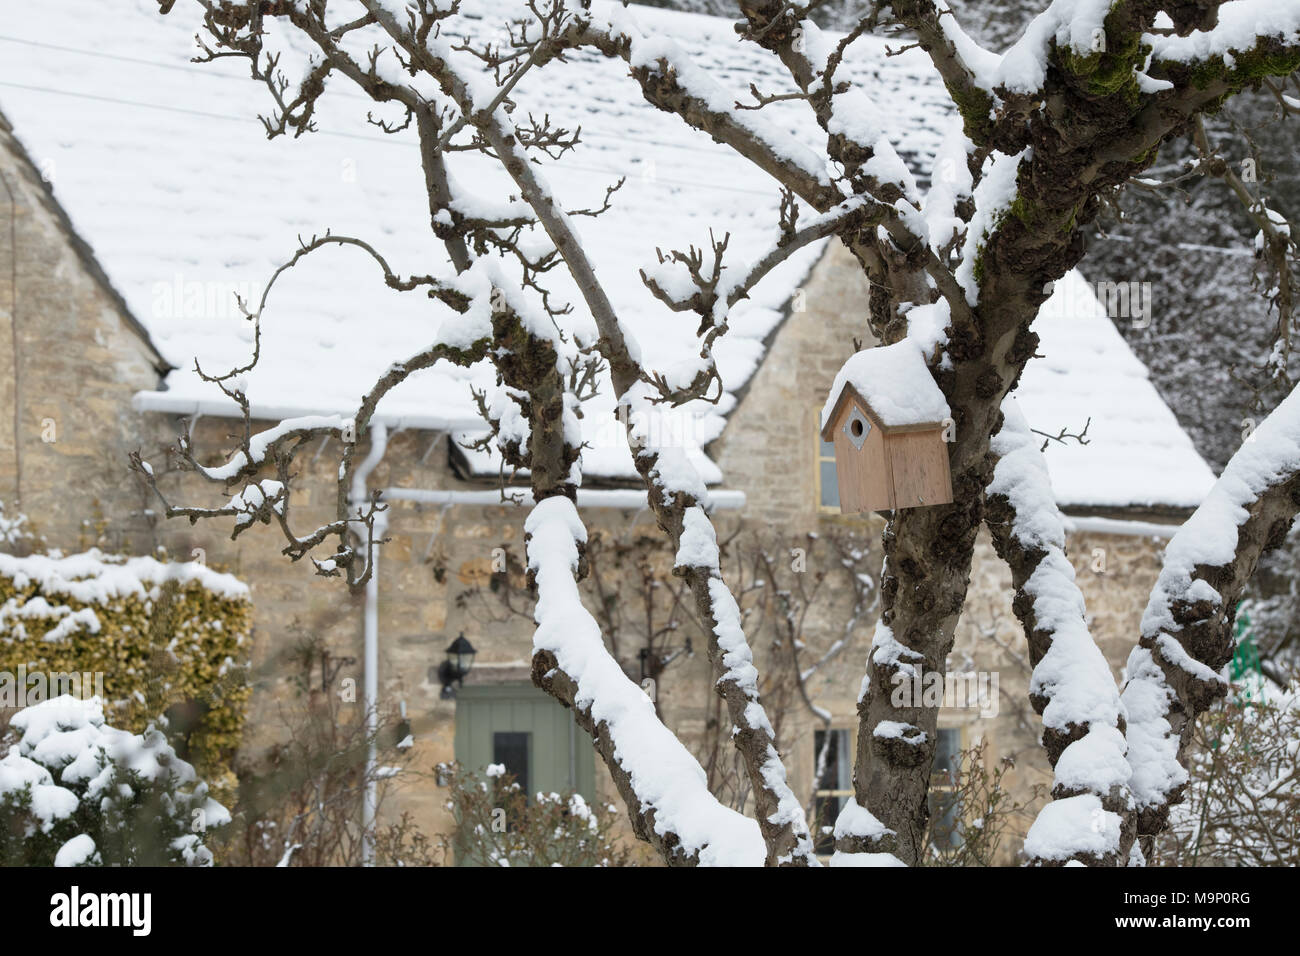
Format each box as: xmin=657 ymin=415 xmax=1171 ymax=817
xmin=0 ymin=108 xmax=169 ymax=376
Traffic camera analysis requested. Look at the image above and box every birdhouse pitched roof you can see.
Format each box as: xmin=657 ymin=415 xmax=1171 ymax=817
xmin=820 ymin=341 xmax=951 ymax=441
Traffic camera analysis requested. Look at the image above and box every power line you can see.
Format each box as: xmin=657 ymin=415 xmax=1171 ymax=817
xmin=1096 ymin=232 xmax=1257 ymax=258
xmin=0 ymin=34 xmax=270 ymax=81
xmin=0 ymin=32 xmax=772 ymax=162
xmin=0 ymin=78 xmax=783 ymax=198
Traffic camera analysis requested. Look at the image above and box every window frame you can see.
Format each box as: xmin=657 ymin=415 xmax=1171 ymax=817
xmin=810 ymin=726 xmax=855 ymax=857
xmin=815 ymin=407 xmax=841 ymax=515
xmin=928 ymin=724 xmax=968 ymax=851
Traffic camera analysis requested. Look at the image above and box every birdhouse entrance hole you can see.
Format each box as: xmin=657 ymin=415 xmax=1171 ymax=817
xmin=843 ymin=406 xmax=872 ymax=450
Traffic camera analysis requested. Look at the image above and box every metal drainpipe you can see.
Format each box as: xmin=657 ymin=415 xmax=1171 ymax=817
xmin=3 ymin=169 xmax=21 ymax=511
xmin=352 ymin=422 xmax=388 ymax=868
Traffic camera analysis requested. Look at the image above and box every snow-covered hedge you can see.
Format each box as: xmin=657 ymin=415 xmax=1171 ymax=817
xmin=437 ymin=763 xmax=634 ymax=867
xmin=0 ymin=500 xmax=29 ymax=549
xmin=0 ymin=695 xmax=229 ymax=866
xmin=0 ymin=550 xmax=252 ymax=784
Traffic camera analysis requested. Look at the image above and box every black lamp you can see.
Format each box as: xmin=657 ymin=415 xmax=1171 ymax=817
xmin=436 ymin=633 xmax=476 ymax=699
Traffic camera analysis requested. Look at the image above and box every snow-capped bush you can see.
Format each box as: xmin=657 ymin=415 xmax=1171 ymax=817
xmin=0 ymin=500 xmax=31 ymax=551
xmin=0 ymin=549 xmax=252 ymax=786
xmin=437 ymin=763 xmax=634 ymax=867
xmin=0 ymin=695 xmax=229 ymax=866
xmin=1153 ymin=682 xmax=1300 ymax=866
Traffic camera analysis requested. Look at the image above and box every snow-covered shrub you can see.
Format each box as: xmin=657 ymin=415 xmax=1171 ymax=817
xmin=0 ymin=500 xmax=32 ymax=552
xmin=0 ymin=695 xmax=229 ymax=866
xmin=0 ymin=550 xmax=252 ymax=786
xmin=438 ymin=763 xmax=634 ymax=867
xmin=1152 ymin=684 xmax=1300 ymax=866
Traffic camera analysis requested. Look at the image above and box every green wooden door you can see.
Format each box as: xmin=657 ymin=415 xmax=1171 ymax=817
xmin=453 ymin=683 xmax=595 ymax=800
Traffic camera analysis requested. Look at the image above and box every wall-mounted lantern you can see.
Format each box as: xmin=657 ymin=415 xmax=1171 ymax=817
xmin=820 ymin=340 xmax=953 ymax=514
xmin=434 ymin=633 xmax=476 ymax=699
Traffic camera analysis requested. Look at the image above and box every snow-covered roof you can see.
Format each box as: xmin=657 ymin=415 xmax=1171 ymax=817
xmin=1019 ymin=271 xmax=1215 ymax=511
xmin=0 ymin=0 xmax=1214 ymax=510
xmin=0 ymin=0 xmax=949 ymax=486
xmin=820 ymin=341 xmax=951 ymax=434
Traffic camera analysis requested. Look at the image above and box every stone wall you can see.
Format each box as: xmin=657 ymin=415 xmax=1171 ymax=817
xmin=0 ymin=114 xmax=168 ymax=553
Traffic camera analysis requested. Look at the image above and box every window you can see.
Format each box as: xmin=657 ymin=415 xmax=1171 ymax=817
xmin=811 ymin=728 xmax=853 ymax=855
xmin=812 ymin=727 xmax=967 ymax=855
xmin=493 ymin=731 xmax=531 ymax=796
xmin=929 ymin=727 xmax=964 ymax=850
xmin=816 ymin=433 xmax=840 ymax=512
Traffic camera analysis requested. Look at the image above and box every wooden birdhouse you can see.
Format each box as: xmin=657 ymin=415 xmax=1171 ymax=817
xmin=820 ymin=341 xmax=954 ymax=514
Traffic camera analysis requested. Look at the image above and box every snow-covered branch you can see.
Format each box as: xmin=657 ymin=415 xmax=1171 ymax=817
xmin=130 ymin=238 xmax=497 ymax=585
xmin=526 ymin=496 xmax=766 ymax=865
xmin=553 ymin=9 xmax=841 ymax=208
xmin=886 ymin=1 xmax=1001 ymax=144
xmin=984 ymin=400 xmax=1131 ymax=866
xmin=343 ymin=3 xmax=818 ymax=864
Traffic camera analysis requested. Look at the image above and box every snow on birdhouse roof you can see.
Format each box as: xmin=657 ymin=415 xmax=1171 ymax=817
xmin=820 ymin=340 xmax=951 ymax=436
xmin=0 ymin=1 xmax=1214 ymax=511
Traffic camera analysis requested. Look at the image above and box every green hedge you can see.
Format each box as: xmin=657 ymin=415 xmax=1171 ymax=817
xmin=0 ymin=550 xmax=252 ymax=792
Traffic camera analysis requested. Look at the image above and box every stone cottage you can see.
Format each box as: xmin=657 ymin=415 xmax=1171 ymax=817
xmin=0 ymin=0 xmax=1216 ymax=860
